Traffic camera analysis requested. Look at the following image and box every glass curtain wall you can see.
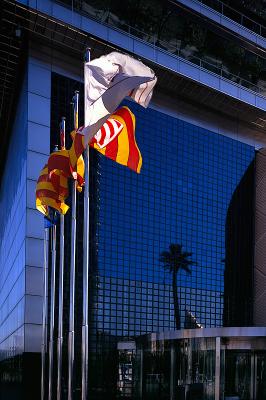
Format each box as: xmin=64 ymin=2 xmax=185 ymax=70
xmin=51 ymin=73 xmax=255 ymax=399
xmin=199 ymin=0 xmax=266 ymax=35
xmin=136 ymin=336 xmax=266 ymax=400
xmin=59 ymin=0 xmax=266 ymax=93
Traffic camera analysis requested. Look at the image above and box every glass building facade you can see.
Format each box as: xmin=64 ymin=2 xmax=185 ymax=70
xmin=94 ymin=102 xmax=254 ymax=332
xmin=59 ymin=0 xmax=266 ymax=93
xmin=0 ymin=75 xmax=27 ymax=398
xmin=1 ymin=0 xmax=265 ymax=398
xmin=132 ymin=328 xmax=266 ymax=400
xmin=0 ymin=70 xmax=42 ymax=399
xmin=49 ymin=73 xmax=256 ymax=398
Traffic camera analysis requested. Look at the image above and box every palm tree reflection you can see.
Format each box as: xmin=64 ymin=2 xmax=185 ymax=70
xmin=159 ymin=244 xmax=196 ymax=330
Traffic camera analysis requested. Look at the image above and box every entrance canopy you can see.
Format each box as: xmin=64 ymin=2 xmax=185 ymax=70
xmin=118 ymin=327 xmax=266 ymax=400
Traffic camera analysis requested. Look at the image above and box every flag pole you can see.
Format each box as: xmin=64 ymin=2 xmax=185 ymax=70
xmin=48 ymin=213 xmax=57 ymax=400
xmin=68 ymin=91 xmax=79 ymax=400
xmin=41 ymin=224 xmax=49 ymax=400
xmin=82 ymin=47 xmax=91 ymax=400
xmin=57 ymin=117 xmax=66 ymax=400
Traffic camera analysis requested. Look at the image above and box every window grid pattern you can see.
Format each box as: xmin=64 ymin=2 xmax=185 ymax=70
xmin=50 ymin=73 xmax=255 ymax=340
xmin=95 ymin=102 xmax=255 ymax=335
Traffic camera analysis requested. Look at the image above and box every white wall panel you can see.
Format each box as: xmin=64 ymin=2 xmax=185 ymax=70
xmin=28 ymin=122 xmax=50 ymax=155
xmin=24 ymin=324 xmax=42 ymax=352
xmin=25 ymin=295 xmax=42 ymax=324
xmin=26 ymin=209 xmax=44 ymax=240
xmin=28 ymin=93 xmax=50 ymax=127
xmin=26 ymin=237 xmax=44 ymax=268
xmin=25 ymin=266 xmax=43 ymax=296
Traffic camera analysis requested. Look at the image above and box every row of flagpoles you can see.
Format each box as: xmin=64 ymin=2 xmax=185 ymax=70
xmin=82 ymin=50 xmax=90 ymax=400
xmin=41 ymin=88 xmax=88 ymax=400
xmin=38 ymin=49 xmax=157 ymax=400
xmin=68 ymin=90 xmax=78 ymax=400
xmin=58 ymin=116 xmax=65 ymax=399
xmin=41 ymin=50 xmax=91 ymax=400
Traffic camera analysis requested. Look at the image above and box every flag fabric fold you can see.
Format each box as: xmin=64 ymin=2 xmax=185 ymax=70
xmin=48 ymin=140 xmax=85 ymax=192
xmin=83 ymin=51 xmax=157 ymax=146
xmin=90 ymin=106 xmax=142 ymax=173
xmin=36 ymin=106 xmax=141 ymax=216
xmin=36 ymin=137 xmax=84 ymax=217
xmin=36 ymin=52 xmax=157 ymax=216
xmin=36 ymin=165 xmax=69 ymax=216
xmin=69 ymin=106 xmax=142 ymax=173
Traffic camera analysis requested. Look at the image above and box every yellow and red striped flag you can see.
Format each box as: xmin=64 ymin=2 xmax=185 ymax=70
xmin=48 ymin=145 xmax=85 ymax=193
xmin=70 ymin=106 xmax=142 ymax=173
xmin=90 ymin=106 xmax=142 ymax=173
xmin=36 ymin=165 xmax=69 ymax=216
xmin=69 ymin=130 xmax=85 ymax=192
xmin=36 ymin=106 xmax=142 ymax=216
xmin=48 ymin=149 xmax=69 ymax=179
xmin=68 ymin=116 xmax=123 ymax=166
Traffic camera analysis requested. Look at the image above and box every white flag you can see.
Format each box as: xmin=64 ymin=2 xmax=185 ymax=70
xmin=82 ymin=51 xmax=157 ymax=145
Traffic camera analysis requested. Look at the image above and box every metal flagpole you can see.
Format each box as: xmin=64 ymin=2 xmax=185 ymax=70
xmin=68 ymin=90 xmax=79 ymax=400
xmin=41 ymin=224 xmax=49 ymax=400
xmin=57 ymin=117 xmax=66 ymax=400
xmin=48 ymin=215 xmax=57 ymax=400
xmin=82 ymin=48 xmax=90 ymax=400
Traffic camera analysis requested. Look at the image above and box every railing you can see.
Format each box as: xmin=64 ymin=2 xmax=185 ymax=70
xmin=57 ymin=0 xmax=266 ymax=97
xmin=196 ymin=0 xmax=266 ymax=38
xmin=60 ymin=0 xmax=266 ymax=39
xmin=126 ymin=24 xmax=265 ymax=95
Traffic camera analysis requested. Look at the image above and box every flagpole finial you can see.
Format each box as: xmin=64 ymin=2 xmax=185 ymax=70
xmin=60 ymin=117 xmax=66 ymax=150
xmin=84 ymin=48 xmax=91 ymax=63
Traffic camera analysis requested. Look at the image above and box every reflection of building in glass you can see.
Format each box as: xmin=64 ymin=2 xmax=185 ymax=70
xmin=51 ymin=72 xmax=256 ymax=396
xmin=133 ymin=328 xmax=266 ymax=400
xmin=62 ymin=0 xmax=266 ymax=92
xmin=1 ymin=0 xmax=266 ymax=399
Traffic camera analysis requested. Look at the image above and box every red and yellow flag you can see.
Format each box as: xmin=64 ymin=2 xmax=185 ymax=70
xmin=90 ymin=106 xmax=142 ymax=173
xmin=36 ymin=106 xmax=142 ymax=217
xmin=37 ymin=133 xmax=85 ymax=217
xmin=36 ymin=165 xmax=69 ymax=216
xmin=69 ymin=130 xmax=85 ymax=191
xmin=68 ymin=106 xmax=142 ymax=173
xmin=48 ymin=145 xmax=85 ymax=193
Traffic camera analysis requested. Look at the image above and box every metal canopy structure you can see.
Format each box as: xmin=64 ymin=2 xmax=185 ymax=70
xmin=1 ymin=0 xmax=266 ymax=180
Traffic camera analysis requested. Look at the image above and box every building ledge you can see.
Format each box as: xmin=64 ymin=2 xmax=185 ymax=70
xmin=147 ymin=326 xmax=266 ymax=341
xmin=177 ymin=0 xmax=266 ymax=49
xmin=17 ymin=0 xmax=266 ymax=113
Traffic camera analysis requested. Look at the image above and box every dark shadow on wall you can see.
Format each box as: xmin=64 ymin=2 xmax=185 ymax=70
xmin=0 ymin=353 xmax=41 ymax=400
xmin=223 ymin=160 xmax=255 ymax=327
